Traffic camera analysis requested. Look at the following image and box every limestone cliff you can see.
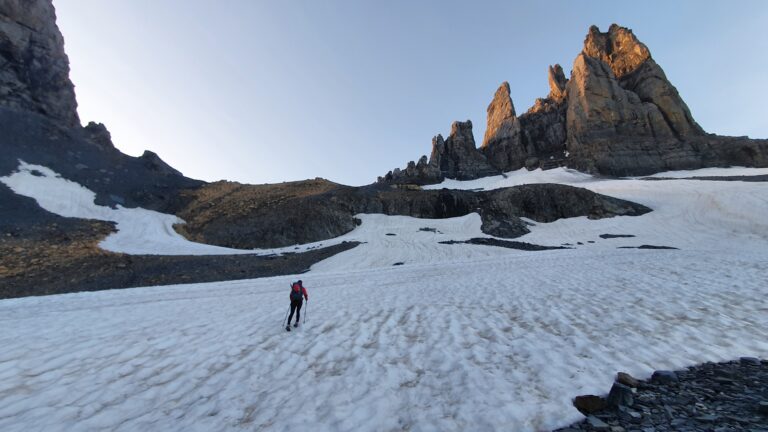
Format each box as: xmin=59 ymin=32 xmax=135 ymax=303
xmin=480 ymin=82 xmax=525 ymax=172
xmin=380 ymin=23 xmax=768 ymax=184
xmin=0 ymin=0 xmax=79 ymax=127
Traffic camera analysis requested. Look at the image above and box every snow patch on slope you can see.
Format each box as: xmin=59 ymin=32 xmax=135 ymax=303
xmin=0 ymin=161 xmax=259 ymax=255
xmin=641 ymin=166 xmax=768 ymax=178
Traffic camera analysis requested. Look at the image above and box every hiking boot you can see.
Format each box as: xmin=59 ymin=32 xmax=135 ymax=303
xmin=293 ymin=322 xmax=299 ymax=328
xmin=285 ymin=325 xmax=291 ymax=332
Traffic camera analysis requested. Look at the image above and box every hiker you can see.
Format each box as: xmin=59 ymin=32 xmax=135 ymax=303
xmin=286 ymin=280 xmax=309 ymax=331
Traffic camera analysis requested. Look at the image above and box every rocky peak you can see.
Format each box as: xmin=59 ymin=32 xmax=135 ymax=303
xmin=582 ymin=24 xmax=651 ymax=79
xmin=547 ymin=64 xmax=568 ymax=102
xmin=481 ymin=81 xmax=516 ymax=148
xmin=0 ymin=0 xmax=80 ymax=127
xmin=574 ymin=24 xmax=704 ymax=140
xmin=431 ymin=120 xmax=497 ymax=180
xmin=83 ymin=122 xmax=114 ymax=150
xmin=480 ymin=82 xmax=526 ymax=172
xmin=379 ymin=22 xmax=767 ymax=184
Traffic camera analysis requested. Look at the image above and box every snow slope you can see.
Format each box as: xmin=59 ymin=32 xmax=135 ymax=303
xmin=1 ymin=166 xmax=767 ymax=431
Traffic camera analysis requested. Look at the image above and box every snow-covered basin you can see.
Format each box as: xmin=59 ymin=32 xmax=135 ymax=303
xmin=1 ymin=249 xmax=767 ymax=431
xmin=0 ymin=165 xmax=767 ymax=431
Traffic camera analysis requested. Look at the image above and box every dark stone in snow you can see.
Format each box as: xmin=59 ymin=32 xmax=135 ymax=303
xmin=573 ymin=395 xmax=607 ymax=414
xmin=599 ymin=234 xmax=636 ymax=239
xmin=440 ymin=237 xmax=569 ymax=251
xmin=618 ymin=245 xmax=679 ymax=250
xmin=616 ymin=372 xmax=640 ymax=388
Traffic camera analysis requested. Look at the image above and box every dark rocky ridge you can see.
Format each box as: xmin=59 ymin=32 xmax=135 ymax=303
xmin=174 ymin=181 xmax=650 ymax=249
xmin=0 ymin=107 xmax=203 ymax=212
xmin=381 ymin=24 xmax=768 ymax=184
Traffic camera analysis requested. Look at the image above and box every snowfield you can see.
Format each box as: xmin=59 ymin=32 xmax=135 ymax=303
xmin=1 ymin=165 xmax=768 ymax=431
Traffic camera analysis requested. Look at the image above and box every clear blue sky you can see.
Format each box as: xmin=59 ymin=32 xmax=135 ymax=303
xmin=54 ymin=1 xmax=768 ymax=186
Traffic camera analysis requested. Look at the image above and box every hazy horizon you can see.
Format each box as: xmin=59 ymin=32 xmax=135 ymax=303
xmin=54 ymin=0 xmax=768 ymax=186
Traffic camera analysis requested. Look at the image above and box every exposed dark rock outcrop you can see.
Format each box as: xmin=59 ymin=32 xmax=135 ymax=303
xmin=433 ymin=120 xmax=499 ymax=180
xmin=380 ymin=24 xmax=768 ymax=185
xmin=380 ymin=120 xmax=498 ymax=184
xmin=378 ymin=155 xmax=442 ymax=186
xmin=83 ymin=121 xmax=114 ymax=150
xmin=0 ymin=0 xmax=79 ymax=127
xmin=175 ymin=181 xmax=651 ymax=249
xmin=439 ymin=238 xmax=568 ymax=251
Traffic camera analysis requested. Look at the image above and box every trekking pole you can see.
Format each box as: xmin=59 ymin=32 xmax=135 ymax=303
xmin=282 ymin=304 xmax=290 ymax=328
xmin=303 ymin=299 xmax=308 ymax=325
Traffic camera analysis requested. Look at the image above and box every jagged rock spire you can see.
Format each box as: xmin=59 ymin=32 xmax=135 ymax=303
xmin=582 ymin=24 xmax=651 ymax=79
xmin=480 ymin=82 xmax=526 ymax=171
xmin=482 ymin=82 xmax=517 ymax=147
xmin=548 ymin=64 xmax=567 ymax=102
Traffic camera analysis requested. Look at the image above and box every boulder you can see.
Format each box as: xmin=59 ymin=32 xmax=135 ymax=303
xmin=606 ymin=382 xmax=634 ymax=408
xmin=651 ymin=370 xmax=679 ymax=384
xmin=573 ymin=395 xmax=607 ymax=414
xmin=616 ymin=372 xmax=640 ymax=388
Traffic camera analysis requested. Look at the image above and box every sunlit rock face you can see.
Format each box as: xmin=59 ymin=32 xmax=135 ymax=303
xmin=564 ymin=24 xmax=768 ymax=175
xmin=564 ymin=24 xmax=706 ymax=174
xmin=0 ymin=0 xmax=80 ymax=127
xmin=378 ymin=23 xmax=768 ymax=184
xmin=547 ymin=64 xmax=567 ymax=103
xmin=480 ymin=82 xmax=525 ymax=172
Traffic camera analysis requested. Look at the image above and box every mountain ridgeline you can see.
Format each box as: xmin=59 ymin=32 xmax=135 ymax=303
xmin=380 ymin=24 xmax=768 ymax=185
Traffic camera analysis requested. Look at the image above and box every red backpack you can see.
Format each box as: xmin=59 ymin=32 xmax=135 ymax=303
xmin=290 ymin=282 xmax=303 ymax=301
